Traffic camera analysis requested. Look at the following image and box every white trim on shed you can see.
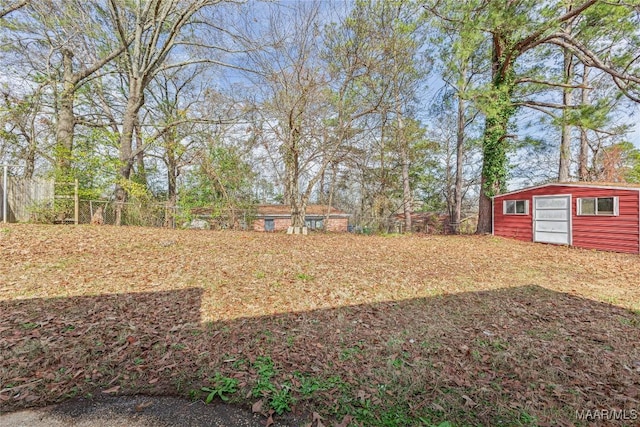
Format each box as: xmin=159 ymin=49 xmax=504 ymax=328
xmin=532 ymin=194 xmax=572 ymax=245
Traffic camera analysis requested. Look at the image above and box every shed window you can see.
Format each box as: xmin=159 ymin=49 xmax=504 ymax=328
xmin=264 ymin=218 xmax=275 ymax=231
xmin=503 ymin=200 xmax=529 ymax=215
xmin=305 ymin=218 xmax=324 ymax=230
xmin=577 ymin=197 xmax=618 ymax=216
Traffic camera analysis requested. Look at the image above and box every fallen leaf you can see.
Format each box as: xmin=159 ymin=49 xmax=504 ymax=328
xmin=462 ymin=395 xmax=476 ymax=407
xmin=135 ymin=401 xmax=152 ymax=411
xmin=252 ymin=399 xmax=264 ymax=413
xmin=101 ymin=386 xmax=120 ymax=394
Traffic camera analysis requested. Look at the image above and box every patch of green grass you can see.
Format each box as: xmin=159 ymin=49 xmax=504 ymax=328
xmin=347 ymin=395 xmax=453 ymax=427
xmin=286 ymin=335 xmax=295 ymax=347
xmin=296 ymin=272 xmax=314 ymax=281
xmin=603 ymin=296 xmax=619 ymax=305
xmin=298 ymin=375 xmax=322 ymax=397
xmin=20 ymin=322 xmax=39 ymax=330
xmin=390 ymin=353 xmax=410 ymax=369
xmin=231 ymin=357 xmax=248 ymax=370
xmin=340 ymin=341 xmax=364 ymax=361
xmin=476 ymin=337 xmax=509 ymax=351
xmin=250 ymin=356 xmax=298 ymax=415
xmin=65 ymin=386 xmax=80 ymax=398
xmin=295 ymin=373 xmax=346 ymax=398
xmin=488 ymin=408 xmax=538 ymax=426
xmin=526 ymin=329 xmax=557 ymax=340
xmin=619 ymin=316 xmax=640 ymax=328
xmin=254 ymin=271 xmax=266 ymax=279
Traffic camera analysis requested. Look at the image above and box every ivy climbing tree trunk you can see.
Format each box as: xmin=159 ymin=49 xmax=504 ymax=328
xmin=477 ymin=35 xmax=514 ymax=234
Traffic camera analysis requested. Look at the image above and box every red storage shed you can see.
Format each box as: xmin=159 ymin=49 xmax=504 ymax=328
xmin=492 ymin=183 xmax=640 ymax=254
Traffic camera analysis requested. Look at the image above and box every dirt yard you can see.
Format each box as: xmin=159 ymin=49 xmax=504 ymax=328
xmin=1 ymin=224 xmax=639 ymax=426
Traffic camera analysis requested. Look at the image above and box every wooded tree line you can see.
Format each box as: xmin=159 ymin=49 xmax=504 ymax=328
xmin=1 ymin=0 xmax=639 ymax=232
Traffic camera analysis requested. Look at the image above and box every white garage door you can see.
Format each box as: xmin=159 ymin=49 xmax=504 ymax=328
xmin=533 ymin=195 xmax=571 ymax=245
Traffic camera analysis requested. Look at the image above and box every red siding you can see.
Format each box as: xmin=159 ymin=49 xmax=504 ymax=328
xmin=493 ymin=197 xmax=533 ymax=242
xmin=494 ymin=185 xmax=640 ymax=254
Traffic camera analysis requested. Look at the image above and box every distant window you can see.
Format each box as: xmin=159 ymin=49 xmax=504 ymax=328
xmin=264 ymin=218 xmax=275 ymax=231
xmin=305 ymin=218 xmax=324 ymax=230
xmin=577 ymin=197 xmax=618 ymax=216
xmin=503 ymin=200 xmax=529 ymax=215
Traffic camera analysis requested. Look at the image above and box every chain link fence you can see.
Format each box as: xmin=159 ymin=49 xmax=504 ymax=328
xmin=351 ymin=213 xmax=478 ymax=234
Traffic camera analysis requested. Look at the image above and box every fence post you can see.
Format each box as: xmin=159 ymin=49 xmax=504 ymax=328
xmin=74 ymin=179 xmax=79 ymax=225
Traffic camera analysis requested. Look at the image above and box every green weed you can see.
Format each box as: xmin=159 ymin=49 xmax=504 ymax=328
xmin=270 ymin=383 xmax=294 ymax=415
xmin=201 ymin=373 xmax=239 ymax=403
xmin=21 ymin=322 xmax=39 ymax=330
xmin=252 ymin=356 xmax=276 ymax=398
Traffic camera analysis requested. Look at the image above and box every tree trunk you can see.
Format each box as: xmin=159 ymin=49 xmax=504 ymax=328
xmin=324 ymin=163 xmax=337 ymax=231
xmin=134 ymin=117 xmax=147 ymax=188
xmin=477 ymin=94 xmax=512 ymax=233
xmin=578 ymin=65 xmax=590 ymax=181
xmin=290 ymin=198 xmax=306 ymax=230
xmin=400 ymin=135 xmax=412 ymax=232
xmin=165 ymin=152 xmax=178 ymax=228
xmin=56 ymin=49 xmax=76 ymax=181
xmin=558 ymin=47 xmax=574 ymax=182
xmin=453 ymin=90 xmax=465 ymax=234
xmin=23 ymin=134 xmax=36 ymax=179
xmin=114 ymin=105 xmax=138 ymax=225
xmin=114 ymin=79 xmax=144 ymax=226
xmin=476 ymin=35 xmax=513 ymax=234
xmin=286 ymin=119 xmax=307 ymax=234
xmin=477 ymin=174 xmax=493 ymax=234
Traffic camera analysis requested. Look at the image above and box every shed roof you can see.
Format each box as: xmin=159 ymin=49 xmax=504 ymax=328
xmin=494 ymin=182 xmax=640 ymax=198
xmin=256 ymin=204 xmax=349 ymax=217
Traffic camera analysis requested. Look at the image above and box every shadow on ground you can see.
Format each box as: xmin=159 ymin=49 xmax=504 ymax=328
xmin=1 ymin=285 xmax=639 ymax=425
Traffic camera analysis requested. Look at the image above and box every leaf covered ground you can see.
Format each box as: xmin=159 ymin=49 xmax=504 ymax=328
xmin=1 ymin=224 xmax=639 ymax=426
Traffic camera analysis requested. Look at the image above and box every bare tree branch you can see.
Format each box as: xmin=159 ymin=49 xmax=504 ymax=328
xmin=0 ymin=0 xmax=28 ymax=18
xmin=516 ymin=77 xmax=592 ymax=90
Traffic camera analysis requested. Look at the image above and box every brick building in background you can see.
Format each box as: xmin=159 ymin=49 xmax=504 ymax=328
xmin=252 ymin=204 xmax=349 ymax=232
